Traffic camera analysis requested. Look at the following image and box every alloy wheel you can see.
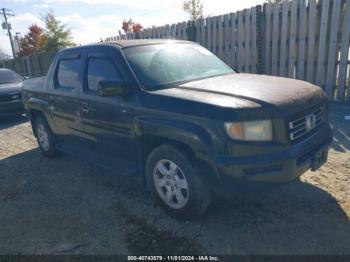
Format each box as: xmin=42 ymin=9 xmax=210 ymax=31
xmin=153 ymin=159 xmax=190 ymax=209
xmin=37 ymin=123 xmax=50 ymax=151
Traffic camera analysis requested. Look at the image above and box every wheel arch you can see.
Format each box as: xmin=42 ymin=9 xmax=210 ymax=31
xmin=28 ymin=109 xmax=46 ymax=137
xmin=136 ymin=119 xmax=220 ymax=186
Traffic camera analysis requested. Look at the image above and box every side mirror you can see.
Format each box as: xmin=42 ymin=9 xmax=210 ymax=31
xmin=98 ymin=80 xmax=129 ymax=97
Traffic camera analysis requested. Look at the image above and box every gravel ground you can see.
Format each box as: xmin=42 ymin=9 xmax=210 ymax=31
xmin=0 ymin=103 xmax=349 ymax=255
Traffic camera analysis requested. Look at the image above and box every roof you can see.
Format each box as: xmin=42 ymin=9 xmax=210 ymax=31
xmin=58 ymin=39 xmax=195 ymax=54
xmin=106 ymin=39 xmax=192 ymax=48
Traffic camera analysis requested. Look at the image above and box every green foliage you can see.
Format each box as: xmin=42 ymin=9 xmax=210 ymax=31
xmin=18 ymin=11 xmax=75 ymax=56
xmin=0 ymin=46 xmax=10 ymax=62
xmin=183 ymin=0 xmax=203 ymax=21
xmin=41 ymin=11 xmax=75 ymax=52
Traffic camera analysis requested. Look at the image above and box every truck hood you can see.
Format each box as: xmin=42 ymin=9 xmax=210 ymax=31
xmin=151 ymin=73 xmax=327 ymax=117
xmin=0 ymin=82 xmax=23 ymax=95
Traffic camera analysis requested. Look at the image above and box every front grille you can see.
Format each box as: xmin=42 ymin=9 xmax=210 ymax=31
xmin=289 ymin=107 xmax=323 ymax=141
xmin=0 ymin=92 xmax=22 ymax=102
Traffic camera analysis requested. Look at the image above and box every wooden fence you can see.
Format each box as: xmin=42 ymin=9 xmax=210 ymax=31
xmin=4 ymin=0 xmax=350 ymax=103
xmin=106 ymin=0 xmax=350 ymax=103
xmin=3 ymin=51 xmax=56 ymax=78
xmin=262 ymin=0 xmax=350 ymax=102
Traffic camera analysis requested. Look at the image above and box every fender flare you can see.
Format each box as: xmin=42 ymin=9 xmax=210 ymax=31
xmin=135 ymin=117 xmax=221 ymax=181
xmin=26 ymin=97 xmax=52 ymax=136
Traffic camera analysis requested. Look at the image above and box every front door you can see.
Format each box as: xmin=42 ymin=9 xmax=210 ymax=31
xmin=80 ymin=49 xmax=136 ymax=166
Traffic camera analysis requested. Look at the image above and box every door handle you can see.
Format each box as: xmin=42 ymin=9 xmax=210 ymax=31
xmin=48 ymin=96 xmax=55 ymax=102
xmin=82 ymin=103 xmax=90 ymax=113
xmin=121 ymin=108 xmax=133 ymax=114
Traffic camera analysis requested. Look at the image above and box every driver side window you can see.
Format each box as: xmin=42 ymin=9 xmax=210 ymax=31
xmin=87 ymin=58 xmax=122 ymax=93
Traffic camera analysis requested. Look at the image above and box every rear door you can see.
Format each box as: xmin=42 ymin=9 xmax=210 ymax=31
xmin=80 ymin=48 xmax=137 ymax=167
xmin=48 ymin=51 xmax=85 ymax=144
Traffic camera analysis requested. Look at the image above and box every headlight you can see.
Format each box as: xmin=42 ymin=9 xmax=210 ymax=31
xmin=224 ymin=120 xmax=273 ymax=141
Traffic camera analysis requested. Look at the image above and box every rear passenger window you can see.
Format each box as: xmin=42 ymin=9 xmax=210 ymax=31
xmin=87 ymin=58 xmax=122 ymax=92
xmin=57 ymin=59 xmax=80 ymax=90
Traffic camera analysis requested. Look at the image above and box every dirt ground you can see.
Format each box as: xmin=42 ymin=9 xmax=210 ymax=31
xmin=0 ymin=103 xmax=349 ymax=255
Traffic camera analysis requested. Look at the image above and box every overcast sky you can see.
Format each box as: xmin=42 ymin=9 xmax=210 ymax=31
xmin=1 ymin=0 xmax=264 ymax=56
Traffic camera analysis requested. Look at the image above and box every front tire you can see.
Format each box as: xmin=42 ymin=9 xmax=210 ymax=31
xmin=34 ymin=116 xmax=58 ymax=157
xmin=146 ymin=144 xmax=212 ymax=220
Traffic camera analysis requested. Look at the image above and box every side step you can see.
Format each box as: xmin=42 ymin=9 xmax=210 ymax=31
xmin=55 ymin=142 xmax=139 ymax=176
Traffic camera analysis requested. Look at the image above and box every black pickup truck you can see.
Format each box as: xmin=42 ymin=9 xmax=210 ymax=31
xmin=22 ymin=40 xmax=333 ymax=219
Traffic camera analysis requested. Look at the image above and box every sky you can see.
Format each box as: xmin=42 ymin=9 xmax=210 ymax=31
xmin=0 ymin=0 xmax=264 ymax=56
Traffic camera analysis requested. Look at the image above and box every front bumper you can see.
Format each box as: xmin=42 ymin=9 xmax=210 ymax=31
xmin=213 ymin=124 xmax=333 ymax=183
xmin=0 ymin=100 xmax=25 ymax=117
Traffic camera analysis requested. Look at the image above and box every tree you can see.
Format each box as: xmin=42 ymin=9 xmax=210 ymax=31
xmin=132 ymin=23 xmax=143 ymax=33
xmin=183 ymin=0 xmax=203 ymax=21
xmin=122 ymin=19 xmax=143 ymax=34
xmin=41 ymin=11 xmax=75 ymax=52
xmin=122 ymin=19 xmax=133 ymax=34
xmin=265 ymin=0 xmax=283 ymax=3
xmin=18 ymin=24 xmax=46 ymax=57
xmin=0 ymin=47 xmax=10 ymax=67
xmin=0 ymin=47 xmax=10 ymax=61
xmin=120 ymin=19 xmax=143 ymax=39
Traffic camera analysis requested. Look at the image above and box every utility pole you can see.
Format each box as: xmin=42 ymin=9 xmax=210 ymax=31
xmin=15 ymin=32 xmax=21 ymax=54
xmin=1 ymin=8 xmax=16 ymax=58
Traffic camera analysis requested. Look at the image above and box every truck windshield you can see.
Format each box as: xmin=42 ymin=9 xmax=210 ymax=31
xmin=123 ymin=43 xmax=234 ymax=90
xmin=0 ymin=70 xmax=23 ymax=85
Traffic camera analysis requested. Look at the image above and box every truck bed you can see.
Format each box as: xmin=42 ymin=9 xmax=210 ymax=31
xmin=22 ymin=76 xmax=46 ymax=93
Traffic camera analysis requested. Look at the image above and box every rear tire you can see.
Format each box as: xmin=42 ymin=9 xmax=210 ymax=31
xmin=146 ymin=144 xmax=212 ymax=220
xmin=34 ymin=116 xmax=58 ymax=157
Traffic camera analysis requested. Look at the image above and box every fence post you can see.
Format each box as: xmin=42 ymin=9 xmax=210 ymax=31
xmin=187 ymin=21 xmax=196 ymax=42
xmin=256 ymin=5 xmax=265 ymax=74
xmin=26 ymin=57 xmax=32 ymax=77
xmin=37 ymin=54 xmax=43 ymax=76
